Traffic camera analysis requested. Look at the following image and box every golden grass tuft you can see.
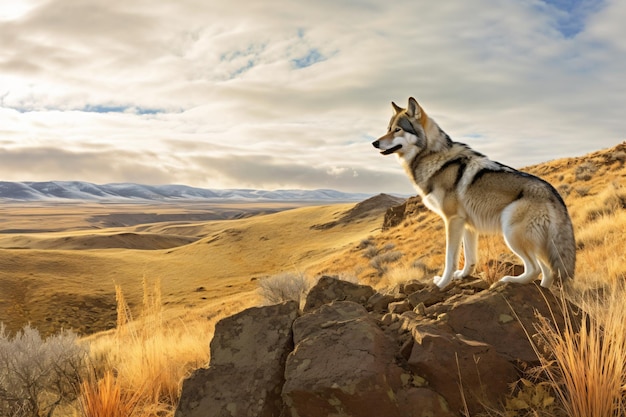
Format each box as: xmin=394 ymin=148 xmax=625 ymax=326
xmin=77 ymin=371 xmax=143 ymax=417
xmin=85 ymin=278 xmax=230 ymax=416
xmin=532 ymin=283 xmax=626 ymax=417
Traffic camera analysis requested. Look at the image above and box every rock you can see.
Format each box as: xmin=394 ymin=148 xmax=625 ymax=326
xmin=282 ymin=301 xmax=454 ymax=417
xmin=303 ymin=275 xmax=375 ymax=312
xmin=395 ymin=388 xmax=456 ymax=417
xmin=177 ymin=277 xmax=578 ymax=417
xmin=175 ymin=301 xmax=299 ymax=417
xmin=382 ymin=196 xmax=428 ymax=230
xmin=443 ymin=283 xmax=567 ymax=362
xmin=407 ymin=325 xmax=518 ymax=415
xmin=282 ymin=301 xmax=402 ymax=416
xmin=366 ymin=292 xmax=399 ymax=313
xmin=407 ymin=285 xmax=448 ymax=308
xmin=400 ymin=280 xmax=428 ymax=295
xmin=389 ymin=299 xmax=412 ymax=314
xmin=459 ymin=278 xmax=491 ymax=292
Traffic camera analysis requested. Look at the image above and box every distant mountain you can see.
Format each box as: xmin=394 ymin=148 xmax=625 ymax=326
xmin=0 ymin=181 xmax=374 ymax=202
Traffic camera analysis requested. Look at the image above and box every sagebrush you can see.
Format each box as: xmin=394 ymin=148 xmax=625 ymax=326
xmin=0 ymin=324 xmax=88 ymax=417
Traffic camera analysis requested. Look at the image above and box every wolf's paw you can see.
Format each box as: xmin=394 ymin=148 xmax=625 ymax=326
xmin=453 ymin=270 xmax=467 ymax=280
xmin=489 ymin=280 xmax=508 ymax=290
xmin=434 ymin=275 xmax=452 ymax=290
xmin=500 ymin=274 xmax=536 ymax=285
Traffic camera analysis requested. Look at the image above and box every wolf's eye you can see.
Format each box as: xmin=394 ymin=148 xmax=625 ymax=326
xmin=394 ymin=127 xmax=401 ymax=133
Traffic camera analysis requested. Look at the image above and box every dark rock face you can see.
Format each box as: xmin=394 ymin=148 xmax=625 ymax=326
xmin=283 ymin=301 xmax=405 ymax=416
xmin=175 ymin=301 xmax=299 ymax=417
xmin=302 ymin=275 xmax=376 ymax=313
xmin=382 ymin=196 xmax=427 ymax=230
xmin=176 ymin=276 xmax=575 ymax=417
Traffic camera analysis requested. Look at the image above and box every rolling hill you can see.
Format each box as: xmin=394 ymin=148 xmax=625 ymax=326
xmin=0 ymin=195 xmax=400 ymax=336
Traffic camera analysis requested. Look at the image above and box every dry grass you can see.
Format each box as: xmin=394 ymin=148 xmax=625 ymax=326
xmin=82 ymin=278 xmax=255 ymax=417
xmin=77 ymin=371 xmax=143 ymax=417
xmin=258 ymin=271 xmax=312 ymax=307
xmin=532 ymin=283 xmax=626 ymax=417
xmin=0 ymin=201 xmax=381 ymax=336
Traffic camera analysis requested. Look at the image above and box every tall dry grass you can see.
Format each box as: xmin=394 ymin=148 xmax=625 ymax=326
xmin=532 ymin=283 xmax=626 ymax=417
xmin=78 ymin=371 xmax=143 ymax=417
xmin=80 ymin=278 xmax=223 ymax=417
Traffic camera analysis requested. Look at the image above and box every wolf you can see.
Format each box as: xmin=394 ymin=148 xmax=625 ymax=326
xmin=372 ymin=97 xmax=576 ymax=289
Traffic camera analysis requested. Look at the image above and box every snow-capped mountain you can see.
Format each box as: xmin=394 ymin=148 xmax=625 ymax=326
xmin=0 ymin=181 xmax=373 ymax=202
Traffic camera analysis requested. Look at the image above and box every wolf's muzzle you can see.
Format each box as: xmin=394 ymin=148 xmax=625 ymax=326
xmin=372 ymin=140 xmax=402 ymax=155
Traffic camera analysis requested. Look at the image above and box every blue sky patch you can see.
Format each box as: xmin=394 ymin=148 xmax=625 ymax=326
xmin=541 ymin=0 xmax=604 ymax=38
xmin=292 ymin=48 xmax=326 ymax=69
xmin=81 ymin=105 xmax=162 ymax=115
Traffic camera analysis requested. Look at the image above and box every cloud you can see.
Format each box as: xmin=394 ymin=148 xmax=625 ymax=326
xmin=191 ymin=154 xmax=412 ymax=194
xmin=0 ymin=146 xmax=176 ymax=184
xmin=0 ymin=0 xmax=624 ymax=194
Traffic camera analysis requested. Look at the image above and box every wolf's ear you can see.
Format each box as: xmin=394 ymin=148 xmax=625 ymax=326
xmin=407 ymin=97 xmax=421 ymax=119
xmin=391 ymin=101 xmax=403 ymax=114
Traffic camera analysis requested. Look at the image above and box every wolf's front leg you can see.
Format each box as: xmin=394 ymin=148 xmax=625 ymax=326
xmin=434 ymin=217 xmax=465 ymax=289
xmin=453 ymin=227 xmax=478 ymax=279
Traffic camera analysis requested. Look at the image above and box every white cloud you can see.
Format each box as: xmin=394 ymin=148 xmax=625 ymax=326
xmin=0 ymin=0 xmax=624 ymax=194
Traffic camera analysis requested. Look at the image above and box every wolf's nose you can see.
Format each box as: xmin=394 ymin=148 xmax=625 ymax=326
xmin=372 ymin=140 xmax=380 ymax=148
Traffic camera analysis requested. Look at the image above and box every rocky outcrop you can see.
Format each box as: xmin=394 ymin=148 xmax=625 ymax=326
xmin=312 ymin=193 xmax=406 ymax=230
xmin=382 ymin=195 xmax=427 ymax=230
xmin=302 ymin=275 xmax=376 ymax=312
xmin=176 ymin=276 xmax=574 ymax=417
xmin=176 ymin=301 xmax=299 ymax=417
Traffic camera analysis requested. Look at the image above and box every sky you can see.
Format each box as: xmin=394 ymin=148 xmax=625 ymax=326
xmin=0 ymin=0 xmax=624 ymax=195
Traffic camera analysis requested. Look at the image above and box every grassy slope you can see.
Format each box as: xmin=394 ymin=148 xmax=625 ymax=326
xmin=0 ymin=202 xmax=383 ymax=336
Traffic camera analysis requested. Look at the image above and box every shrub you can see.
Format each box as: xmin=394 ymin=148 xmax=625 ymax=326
xmin=585 ymin=182 xmax=626 ymax=222
xmin=362 ymin=245 xmax=379 ymax=259
xmin=0 ymin=324 xmax=88 ymax=417
xmin=575 ymin=162 xmax=598 ymax=181
xmin=370 ymin=251 xmax=403 ymax=275
xmin=258 ymin=272 xmax=311 ymax=306
xmin=357 ymin=237 xmax=376 ymax=249
xmin=575 ymin=186 xmax=592 ymax=197
xmin=557 ymin=183 xmax=572 ymax=197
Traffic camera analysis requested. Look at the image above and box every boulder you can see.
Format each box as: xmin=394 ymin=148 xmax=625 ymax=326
xmin=302 ymin=276 xmax=375 ymax=312
xmin=382 ymin=196 xmax=428 ymax=230
xmin=282 ymin=301 xmax=402 ymax=416
xmin=282 ymin=301 xmax=454 ymax=417
xmin=175 ymin=301 xmax=299 ymax=417
xmin=443 ymin=283 xmax=566 ymax=362
xmin=406 ymin=324 xmax=518 ymax=415
xmin=176 ymin=278 xmax=577 ymax=417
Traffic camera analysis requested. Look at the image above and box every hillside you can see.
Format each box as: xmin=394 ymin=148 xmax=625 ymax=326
xmin=0 ymin=142 xmax=625 ymax=339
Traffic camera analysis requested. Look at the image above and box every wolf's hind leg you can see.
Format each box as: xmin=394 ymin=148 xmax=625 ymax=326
xmin=499 ymin=222 xmax=541 ymax=285
xmin=539 ymin=261 xmax=554 ymax=288
xmin=454 ymin=227 xmax=478 ymax=279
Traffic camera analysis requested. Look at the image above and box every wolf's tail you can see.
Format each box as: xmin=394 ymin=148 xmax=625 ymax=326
xmin=547 ymin=206 xmax=576 ymax=282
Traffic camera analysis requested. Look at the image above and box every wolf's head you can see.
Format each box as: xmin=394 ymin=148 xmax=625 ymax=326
xmin=372 ymin=97 xmax=429 ymax=159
